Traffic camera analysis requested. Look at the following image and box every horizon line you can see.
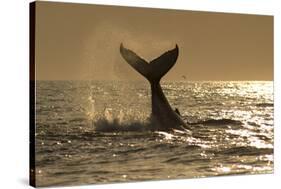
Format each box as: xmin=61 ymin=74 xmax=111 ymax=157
xmin=34 ymin=79 xmax=273 ymax=82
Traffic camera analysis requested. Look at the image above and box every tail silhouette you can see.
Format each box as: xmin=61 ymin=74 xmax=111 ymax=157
xmin=120 ymin=43 xmax=189 ymax=131
xmin=120 ymin=43 xmax=179 ymax=83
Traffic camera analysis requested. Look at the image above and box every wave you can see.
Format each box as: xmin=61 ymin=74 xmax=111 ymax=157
xmin=256 ymin=103 xmax=273 ymax=107
xmin=90 ymin=105 xmax=242 ymax=132
xmin=187 ymin=119 xmax=242 ymax=126
xmin=92 ymin=116 xmax=243 ymax=133
xmin=216 ymin=146 xmax=273 ymax=156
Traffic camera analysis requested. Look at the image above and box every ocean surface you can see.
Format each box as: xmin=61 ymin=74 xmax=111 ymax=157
xmin=35 ymin=81 xmax=274 ymax=187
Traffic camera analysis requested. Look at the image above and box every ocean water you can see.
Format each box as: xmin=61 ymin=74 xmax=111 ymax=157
xmin=35 ymin=81 xmax=273 ymax=187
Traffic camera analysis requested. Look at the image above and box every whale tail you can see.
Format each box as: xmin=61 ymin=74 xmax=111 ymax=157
xmin=120 ymin=43 xmax=179 ymax=83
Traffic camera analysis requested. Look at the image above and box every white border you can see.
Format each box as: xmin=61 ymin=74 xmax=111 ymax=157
xmin=0 ymin=0 xmax=279 ymax=188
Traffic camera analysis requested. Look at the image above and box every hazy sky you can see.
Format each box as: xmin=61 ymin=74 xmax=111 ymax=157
xmin=35 ymin=1 xmax=273 ymax=81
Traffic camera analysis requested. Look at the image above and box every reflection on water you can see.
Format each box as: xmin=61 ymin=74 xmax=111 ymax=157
xmin=35 ymin=81 xmax=273 ymax=187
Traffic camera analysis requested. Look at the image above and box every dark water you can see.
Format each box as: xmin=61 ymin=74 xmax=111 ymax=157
xmin=35 ymin=81 xmax=273 ymax=187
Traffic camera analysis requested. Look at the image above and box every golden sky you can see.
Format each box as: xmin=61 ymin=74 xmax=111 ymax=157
xmin=35 ymin=1 xmax=273 ymax=81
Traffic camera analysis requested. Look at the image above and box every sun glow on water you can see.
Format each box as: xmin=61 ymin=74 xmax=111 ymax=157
xmin=35 ymin=81 xmax=273 ymax=186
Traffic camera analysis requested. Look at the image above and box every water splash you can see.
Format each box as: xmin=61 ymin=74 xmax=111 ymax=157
xmin=87 ymin=96 xmax=96 ymax=120
xmin=104 ymin=108 xmax=113 ymax=123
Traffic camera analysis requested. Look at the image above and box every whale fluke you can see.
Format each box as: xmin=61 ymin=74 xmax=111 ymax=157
xmin=120 ymin=43 xmax=190 ymax=131
xmin=120 ymin=44 xmax=179 ymax=83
